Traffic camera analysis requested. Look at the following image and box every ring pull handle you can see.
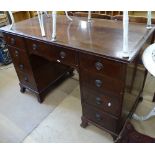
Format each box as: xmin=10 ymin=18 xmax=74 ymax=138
xmin=19 ymin=64 xmax=24 ymax=70
xmin=15 ymin=50 xmax=19 ymax=57
xmin=11 ymin=38 xmax=15 ymax=45
xmin=95 ymin=62 xmax=103 ymax=71
xmin=32 ymin=44 xmax=37 ymax=50
xmin=96 ymin=97 xmax=102 ymax=105
xmin=60 ymin=51 xmax=66 ymax=59
xmin=24 ymin=76 xmax=28 ymax=82
xmin=95 ymin=113 xmax=101 ymax=121
xmin=95 ymin=79 xmax=102 ymax=88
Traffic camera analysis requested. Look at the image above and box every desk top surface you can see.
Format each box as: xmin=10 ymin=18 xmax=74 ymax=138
xmin=0 ymin=15 xmax=155 ymax=63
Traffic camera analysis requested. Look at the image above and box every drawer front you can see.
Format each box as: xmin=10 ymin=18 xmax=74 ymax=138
xmin=80 ymin=70 xmax=124 ymax=96
xmin=4 ymin=33 xmax=25 ymax=49
xmin=8 ymin=46 xmax=31 ymax=73
xmin=79 ymin=53 xmax=125 ymax=80
xmin=26 ymin=39 xmax=56 ymax=61
xmin=26 ymin=39 xmax=78 ymax=67
xmin=83 ymin=104 xmax=118 ymax=132
xmin=54 ymin=46 xmax=77 ymax=67
xmin=81 ymin=86 xmax=122 ymax=117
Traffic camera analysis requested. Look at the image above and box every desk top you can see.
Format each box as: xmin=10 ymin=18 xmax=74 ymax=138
xmin=0 ymin=15 xmax=155 ymax=63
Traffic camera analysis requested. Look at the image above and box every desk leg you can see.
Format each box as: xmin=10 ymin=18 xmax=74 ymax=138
xmin=20 ymin=84 xmax=26 ymax=93
xmin=36 ymin=93 xmax=44 ymax=103
xmin=80 ymin=116 xmax=88 ymax=128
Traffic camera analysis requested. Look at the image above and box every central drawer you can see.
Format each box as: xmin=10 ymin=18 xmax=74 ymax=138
xmin=26 ymin=39 xmax=78 ymax=67
xmin=53 ymin=46 xmax=78 ymax=67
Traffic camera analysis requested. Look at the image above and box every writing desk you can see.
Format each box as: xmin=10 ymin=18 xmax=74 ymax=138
xmin=0 ymin=15 xmax=155 ymax=140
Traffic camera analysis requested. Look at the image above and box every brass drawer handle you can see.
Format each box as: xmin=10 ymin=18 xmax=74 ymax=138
xmin=95 ymin=62 xmax=103 ymax=71
xmin=96 ymin=97 xmax=102 ymax=105
xmin=15 ymin=50 xmax=19 ymax=57
xmin=95 ymin=113 xmax=101 ymax=121
xmin=60 ymin=51 xmax=66 ymax=59
xmin=32 ymin=44 xmax=37 ymax=50
xmin=11 ymin=38 xmax=15 ymax=45
xmin=19 ymin=64 xmax=24 ymax=70
xmin=95 ymin=79 xmax=102 ymax=87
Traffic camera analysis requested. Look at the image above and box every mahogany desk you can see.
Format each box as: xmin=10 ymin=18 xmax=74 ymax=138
xmin=0 ymin=15 xmax=155 ymax=140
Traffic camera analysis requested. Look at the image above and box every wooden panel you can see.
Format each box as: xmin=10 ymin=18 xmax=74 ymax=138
xmin=32 ymin=59 xmax=71 ymax=91
xmin=122 ymin=58 xmax=146 ymax=119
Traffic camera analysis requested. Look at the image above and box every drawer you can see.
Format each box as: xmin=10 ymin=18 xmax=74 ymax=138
xmin=16 ymin=71 xmax=36 ymax=90
xmin=80 ymin=70 xmax=124 ymax=96
xmin=26 ymin=39 xmax=78 ymax=67
xmin=54 ymin=46 xmax=77 ymax=67
xmin=3 ymin=33 xmax=25 ymax=49
xmin=81 ymin=86 xmax=122 ymax=117
xmin=82 ymin=104 xmax=118 ymax=133
xmin=8 ymin=46 xmax=31 ymax=73
xmin=26 ymin=39 xmax=56 ymax=61
xmin=79 ymin=53 xmax=125 ymax=80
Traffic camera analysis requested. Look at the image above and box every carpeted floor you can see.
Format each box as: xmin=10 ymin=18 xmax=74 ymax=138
xmin=23 ymin=86 xmax=113 ymax=143
xmin=0 ymin=64 xmax=155 ymax=142
xmin=0 ymin=65 xmax=78 ymax=142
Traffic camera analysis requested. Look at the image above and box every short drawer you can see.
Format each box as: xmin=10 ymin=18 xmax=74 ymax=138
xmin=81 ymin=86 xmax=122 ymax=117
xmin=82 ymin=104 xmax=118 ymax=133
xmin=26 ymin=39 xmax=56 ymax=61
xmin=80 ymin=70 xmax=124 ymax=96
xmin=8 ymin=46 xmax=31 ymax=73
xmin=3 ymin=33 xmax=25 ymax=49
xmin=79 ymin=53 xmax=125 ymax=80
xmin=54 ymin=46 xmax=78 ymax=67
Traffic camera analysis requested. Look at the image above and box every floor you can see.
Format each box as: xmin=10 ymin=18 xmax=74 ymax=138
xmin=0 ymin=64 xmax=155 ymax=143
